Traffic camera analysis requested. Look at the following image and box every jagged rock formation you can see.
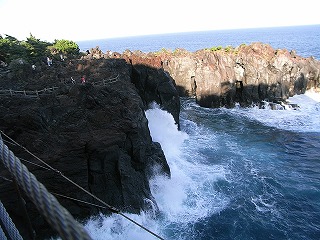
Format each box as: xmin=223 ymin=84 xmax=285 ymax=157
xmin=164 ymin=43 xmax=320 ymax=107
xmin=120 ymin=50 xmax=181 ymax=128
xmin=112 ymin=43 xmax=320 ymax=108
xmin=0 ymin=56 xmax=176 ymax=239
xmin=1 ymin=42 xmax=319 ymax=239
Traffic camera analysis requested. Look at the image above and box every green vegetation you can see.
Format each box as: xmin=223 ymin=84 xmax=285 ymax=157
xmin=224 ymin=45 xmax=234 ymax=53
xmin=0 ymin=34 xmax=80 ymax=65
xmin=206 ymin=45 xmax=233 ymax=52
xmin=204 ymin=45 xmax=244 ymax=54
xmin=209 ymin=46 xmax=223 ymax=51
xmin=0 ymin=35 xmax=27 ymax=63
xmin=50 ymin=39 xmax=80 ymax=55
xmin=21 ymin=34 xmax=51 ymax=63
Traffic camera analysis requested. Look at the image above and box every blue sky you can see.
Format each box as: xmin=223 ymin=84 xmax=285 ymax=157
xmin=1 ymin=0 xmax=319 ymax=41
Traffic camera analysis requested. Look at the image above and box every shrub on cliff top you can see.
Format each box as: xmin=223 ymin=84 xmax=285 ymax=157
xmin=210 ymin=46 xmax=223 ymax=51
xmin=224 ymin=45 xmax=234 ymax=53
xmin=50 ymin=39 xmax=80 ymax=55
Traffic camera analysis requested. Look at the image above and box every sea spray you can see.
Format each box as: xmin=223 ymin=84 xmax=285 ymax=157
xmin=176 ymin=94 xmax=320 ymax=239
xmin=230 ymin=90 xmax=320 ymax=133
xmin=145 ymin=102 xmax=188 ymax=159
xmin=83 ymin=102 xmax=230 ymax=239
xmin=84 ymin=92 xmax=320 ymax=239
xmin=304 ymin=88 xmax=320 ymax=102
xmin=146 ymin=103 xmax=229 ymax=230
xmin=84 ymin=212 xmax=161 ymax=240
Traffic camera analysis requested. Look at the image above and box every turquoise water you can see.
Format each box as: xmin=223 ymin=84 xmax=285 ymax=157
xmin=77 ymin=25 xmax=320 ymax=59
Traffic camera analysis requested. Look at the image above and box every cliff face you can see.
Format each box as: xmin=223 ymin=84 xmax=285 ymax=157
xmin=114 ymin=43 xmax=320 ymax=108
xmin=1 ymin=42 xmax=319 ymax=239
xmin=164 ymin=43 xmax=320 ymax=107
xmin=0 ymin=56 xmax=175 ymax=239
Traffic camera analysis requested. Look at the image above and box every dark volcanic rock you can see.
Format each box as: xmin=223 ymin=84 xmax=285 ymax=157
xmin=0 ymin=57 xmax=173 ymax=239
xmin=161 ymin=43 xmax=320 ymax=107
xmin=130 ymin=64 xmax=180 ymax=128
xmin=2 ymin=41 xmax=317 ymax=239
xmin=107 ymin=44 xmax=320 ymax=108
xmin=119 ymin=50 xmax=181 ymax=128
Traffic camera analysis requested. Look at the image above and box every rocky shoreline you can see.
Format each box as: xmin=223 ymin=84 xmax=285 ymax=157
xmin=114 ymin=43 xmax=320 ymax=108
xmin=0 ymin=43 xmax=319 ymax=239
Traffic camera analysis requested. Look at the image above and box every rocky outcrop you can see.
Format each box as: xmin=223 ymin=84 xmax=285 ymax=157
xmin=120 ymin=50 xmax=181 ymax=128
xmin=164 ymin=43 xmax=320 ymax=108
xmin=109 ymin=43 xmax=320 ymax=108
xmin=0 ymin=56 xmax=175 ymax=239
xmin=82 ymin=43 xmax=320 ymax=111
xmin=1 ymin=42 xmax=318 ymax=239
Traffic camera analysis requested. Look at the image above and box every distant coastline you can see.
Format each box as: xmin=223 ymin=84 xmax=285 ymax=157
xmin=77 ymin=25 xmax=320 ymax=59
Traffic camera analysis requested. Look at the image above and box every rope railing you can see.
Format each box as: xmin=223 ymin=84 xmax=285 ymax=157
xmin=0 ymin=134 xmax=92 ymax=240
xmin=0 ymin=225 xmax=8 ymax=240
xmin=91 ymin=74 xmax=120 ymax=86
xmin=0 ymin=87 xmax=58 ymax=98
xmin=0 ymin=75 xmax=119 ymax=98
xmin=62 ymin=74 xmax=119 ymax=86
xmin=0 ymin=200 xmax=23 ymax=240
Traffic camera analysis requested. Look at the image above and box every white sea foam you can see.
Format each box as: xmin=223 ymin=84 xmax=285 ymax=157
xmin=82 ymin=92 xmax=320 ymax=239
xmin=251 ymin=195 xmax=276 ymax=213
xmin=146 ymin=103 xmax=229 ymax=223
xmin=304 ymin=89 xmax=320 ymax=102
xmin=234 ymin=90 xmax=320 ymax=132
xmin=84 ymin=212 xmax=161 ymax=240
xmin=145 ymin=102 xmax=189 ymax=159
xmin=83 ymin=103 xmax=229 ymax=239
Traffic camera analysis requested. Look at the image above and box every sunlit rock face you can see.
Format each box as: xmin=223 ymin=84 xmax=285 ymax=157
xmin=120 ymin=43 xmax=320 ymax=108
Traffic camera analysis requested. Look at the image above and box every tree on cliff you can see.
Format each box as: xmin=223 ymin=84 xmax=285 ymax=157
xmin=0 ymin=34 xmax=27 ymax=63
xmin=21 ymin=34 xmax=51 ymax=63
xmin=50 ymin=39 xmax=80 ymax=55
xmin=0 ymin=34 xmax=80 ymax=65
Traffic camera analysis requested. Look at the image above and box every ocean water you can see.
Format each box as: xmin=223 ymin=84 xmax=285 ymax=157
xmin=77 ymin=25 xmax=320 ymax=59
xmin=80 ymin=26 xmax=320 ymax=240
xmin=84 ymin=92 xmax=320 ymax=240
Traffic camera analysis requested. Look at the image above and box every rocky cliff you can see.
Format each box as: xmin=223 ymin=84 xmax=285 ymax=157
xmin=0 ymin=54 xmax=178 ymax=239
xmin=112 ymin=43 xmax=320 ymax=108
xmin=1 ymin=42 xmax=319 ymax=239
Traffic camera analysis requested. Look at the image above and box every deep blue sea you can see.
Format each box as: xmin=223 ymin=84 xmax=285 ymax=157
xmin=77 ymin=25 xmax=320 ymax=60
xmin=78 ymin=25 xmax=320 ymax=240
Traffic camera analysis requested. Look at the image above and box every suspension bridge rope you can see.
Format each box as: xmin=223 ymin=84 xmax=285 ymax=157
xmin=0 ymin=134 xmax=92 ymax=240
xmin=0 ymin=225 xmax=8 ymax=240
xmin=0 ymin=200 xmax=23 ymax=240
xmin=0 ymin=131 xmax=165 ymax=240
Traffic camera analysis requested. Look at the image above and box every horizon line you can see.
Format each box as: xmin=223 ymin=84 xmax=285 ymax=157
xmin=75 ymin=24 xmax=320 ymax=42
